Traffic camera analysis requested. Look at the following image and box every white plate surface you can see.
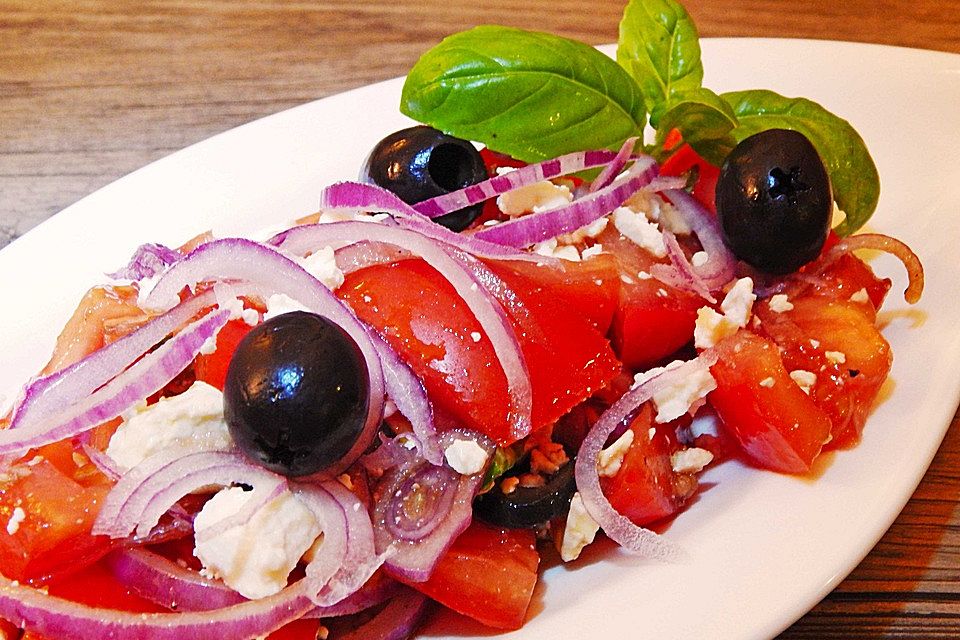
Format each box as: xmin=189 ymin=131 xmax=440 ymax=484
xmin=2 ymin=39 xmax=960 ymax=640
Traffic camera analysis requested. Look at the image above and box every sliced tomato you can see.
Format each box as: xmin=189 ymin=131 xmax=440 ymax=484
xmin=599 ymin=228 xmax=701 ymax=370
xmin=194 ymin=318 xmax=257 ymax=390
xmin=266 ymin=619 xmax=323 ymax=640
xmin=406 ymin=522 xmax=539 ymax=630
xmin=794 ymin=253 xmax=892 ymax=313
xmin=0 ymin=459 xmax=115 ymax=583
xmin=43 ymin=559 xmax=163 ymax=612
xmin=600 ymin=403 xmax=699 ymax=525
xmin=339 ymin=258 xmax=620 ymax=445
xmin=709 ymin=331 xmax=833 ymax=474
xmin=659 ymin=143 xmax=721 ymax=213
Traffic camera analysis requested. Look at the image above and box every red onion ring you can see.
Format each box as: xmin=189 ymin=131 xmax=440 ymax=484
xmin=574 ymin=353 xmax=718 ymax=560
xmin=107 ymin=243 xmax=181 ymax=282
xmin=651 ymin=231 xmax=717 ymax=303
xmin=106 ymin=548 xmax=246 ymax=612
xmin=589 ymin=137 xmax=639 ymax=193
xmin=473 ymin=155 xmax=658 ymax=247
xmin=414 ymin=148 xmax=622 ymax=217
xmin=141 ymin=238 xmax=386 ymax=476
xmin=8 ymin=288 xmax=217 ymax=433
xmin=305 ymin=572 xmax=403 ymax=619
xmin=0 ymin=308 xmax=229 ymax=458
xmin=332 ymin=587 xmax=430 ymax=640
xmin=273 ymin=222 xmax=532 ymax=440
xmin=819 ymin=232 xmax=924 ymax=303
xmin=373 ymin=429 xmax=493 ymax=583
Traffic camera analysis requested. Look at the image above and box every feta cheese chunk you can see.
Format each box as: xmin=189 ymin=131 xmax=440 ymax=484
xmin=263 ymin=293 xmax=309 ymax=321
xmin=825 ymin=350 xmax=847 ymax=365
xmin=612 ymin=206 xmax=666 ymax=257
xmin=106 ymin=381 xmax=234 ymax=471
xmin=634 ymin=360 xmax=717 ymax=424
xmin=560 ymin=492 xmax=600 ymax=562
xmin=768 ymin=294 xmax=794 ymax=313
xmin=533 ymin=238 xmax=581 ymax=262
xmin=597 ymin=428 xmax=635 ymax=478
xmin=6 ymin=507 xmax=25 ymax=535
xmin=194 ymin=488 xmax=321 ymax=599
xmin=789 ymin=369 xmax=817 ymax=394
xmin=694 ymin=277 xmax=756 ymax=349
xmin=443 ymin=438 xmax=489 ymax=475
xmin=299 ymin=246 xmax=344 ymax=291
xmin=496 ymin=178 xmax=573 ymax=216
xmin=670 ymin=447 xmax=714 ymax=474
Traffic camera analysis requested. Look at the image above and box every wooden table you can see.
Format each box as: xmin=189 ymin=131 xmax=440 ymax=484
xmin=1 ymin=1 xmax=958 ymax=638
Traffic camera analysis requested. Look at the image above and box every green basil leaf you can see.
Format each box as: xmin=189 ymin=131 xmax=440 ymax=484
xmin=653 ymin=87 xmax=737 ymax=165
xmin=722 ymin=90 xmax=879 ymax=236
xmin=617 ymin=0 xmax=703 ymax=110
xmin=400 ymin=26 xmax=646 ymax=162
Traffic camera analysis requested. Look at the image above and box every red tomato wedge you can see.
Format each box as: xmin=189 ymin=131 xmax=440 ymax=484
xmin=0 ymin=459 xmax=114 ymax=583
xmin=709 ymin=331 xmax=833 ymax=474
xmin=659 ymin=143 xmax=721 ymax=213
xmin=406 ymin=522 xmax=539 ymax=630
xmin=194 ymin=318 xmax=257 ymax=390
xmin=598 ymin=228 xmax=701 ymax=370
xmin=339 ymin=258 xmax=620 ymax=445
xmin=600 ymin=403 xmax=699 ymax=525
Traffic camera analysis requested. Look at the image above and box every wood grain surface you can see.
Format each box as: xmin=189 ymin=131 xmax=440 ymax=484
xmin=2 ymin=1 xmax=959 ymax=638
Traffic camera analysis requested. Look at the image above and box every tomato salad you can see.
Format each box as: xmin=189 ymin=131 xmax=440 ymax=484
xmin=0 ymin=0 xmax=926 ymax=639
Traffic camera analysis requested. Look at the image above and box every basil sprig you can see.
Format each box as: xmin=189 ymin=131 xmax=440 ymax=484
xmin=399 ymin=0 xmax=880 ymax=234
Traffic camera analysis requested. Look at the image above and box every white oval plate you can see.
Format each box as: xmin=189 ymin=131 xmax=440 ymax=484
xmin=2 ymin=39 xmax=960 ymax=640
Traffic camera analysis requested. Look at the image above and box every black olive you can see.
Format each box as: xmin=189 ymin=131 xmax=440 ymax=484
xmin=715 ymin=128 xmax=832 ymax=274
xmin=360 ymin=125 xmax=487 ymax=231
xmin=474 ymin=461 xmax=577 ymax=529
xmin=223 ymin=311 xmax=369 ymax=477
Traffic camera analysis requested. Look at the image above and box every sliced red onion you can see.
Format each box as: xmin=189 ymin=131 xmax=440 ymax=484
xmin=273 ymin=223 xmax=532 ymax=440
xmin=0 ymin=576 xmax=315 ymax=640
xmin=332 ymin=587 xmax=430 ymax=640
xmin=93 ymin=450 xmax=282 ymax=540
xmin=653 ymin=188 xmax=737 ymax=292
xmin=106 ymin=548 xmax=246 ymax=612
xmin=305 ymin=572 xmax=403 ymax=619
xmin=574 ymin=353 xmax=718 ymax=560
xmin=335 ymin=241 xmax=412 ymax=275
xmin=314 ymin=181 xmax=551 ymax=263
xmin=414 ymin=148 xmax=622 ymax=217
xmin=79 ymin=442 xmax=123 ymax=482
xmin=300 ymin=480 xmax=383 ymax=606
xmin=373 ymin=429 xmax=493 ymax=583
xmin=0 ymin=308 xmax=229 ymax=457
xmin=141 ymin=238 xmax=386 ymax=475
xmin=820 ymin=232 xmax=924 ymax=303
xmin=589 ymin=138 xmax=639 ymax=193
xmin=652 ymin=231 xmax=717 ymax=303
xmin=473 ymin=155 xmax=658 ymax=247
xmin=107 ymin=243 xmax=181 ymax=281
xmin=9 ymin=288 xmax=217 ymax=433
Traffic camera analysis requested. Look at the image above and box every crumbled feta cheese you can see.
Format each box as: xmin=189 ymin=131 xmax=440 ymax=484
xmin=580 ymin=244 xmax=604 ymax=260
xmin=470 ymin=331 xmax=482 ymax=343
xmin=532 ymin=238 xmax=581 ymax=262
xmin=759 ymin=376 xmax=776 ymax=388
xmin=612 ymin=206 xmax=666 ymax=257
xmin=6 ymin=507 xmax=25 ymax=535
xmin=299 ymin=246 xmax=344 ymax=291
xmin=194 ymin=488 xmax=321 ymax=599
xmin=634 ymin=359 xmax=717 ymax=423
xmin=263 ymin=293 xmax=309 ymax=321
xmin=199 ymin=335 xmax=218 ymax=355
xmin=560 ymin=492 xmax=600 ymax=562
xmin=560 ymin=217 xmax=609 ymax=245
xmin=691 ymin=251 xmax=709 ymax=267
xmin=137 ymin=273 xmax=175 ymax=312
xmin=694 ymin=278 xmax=756 ymax=349
xmin=443 ymin=439 xmax=489 ymax=475
xmin=825 ymin=350 xmax=847 ymax=365
xmin=810 ymin=338 xmax=821 ymax=349
xmin=789 ymin=370 xmax=817 ymax=394
xmin=768 ymin=294 xmax=794 ymax=313
xmin=637 ymin=271 xmax=652 ymax=280
xmin=670 ymin=447 xmax=714 ymax=474
xmin=850 ymin=288 xmax=870 ymax=303
xmin=106 ymin=381 xmax=234 ymax=471
xmin=597 ymin=428 xmax=635 ymax=478
xmin=496 ymin=179 xmax=573 ymax=216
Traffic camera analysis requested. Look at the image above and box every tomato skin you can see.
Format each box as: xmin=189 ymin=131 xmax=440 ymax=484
xmin=0 ymin=459 xmax=115 ymax=583
xmin=659 ymin=143 xmax=721 ymax=213
xmin=599 ymin=228 xmax=701 ymax=370
xmin=339 ymin=258 xmax=620 ymax=445
xmin=405 ymin=522 xmax=539 ymax=630
xmin=193 ymin=318 xmax=256 ymax=390
xmin=601 ymin=404 xmax=698 ymax=525
xmin=709 ymin=331 xmax=833 ymax=474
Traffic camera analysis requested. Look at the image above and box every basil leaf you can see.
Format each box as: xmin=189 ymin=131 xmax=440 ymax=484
xmin=400 ymin=26 xmax=646 ymax=162
xmin=653 ymin=87 xmax=737 ymax=164
xmin=722 ymin=90 xmax=879 ymax=235
xmin=617 ymin=0 xmax=703 ymax=110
